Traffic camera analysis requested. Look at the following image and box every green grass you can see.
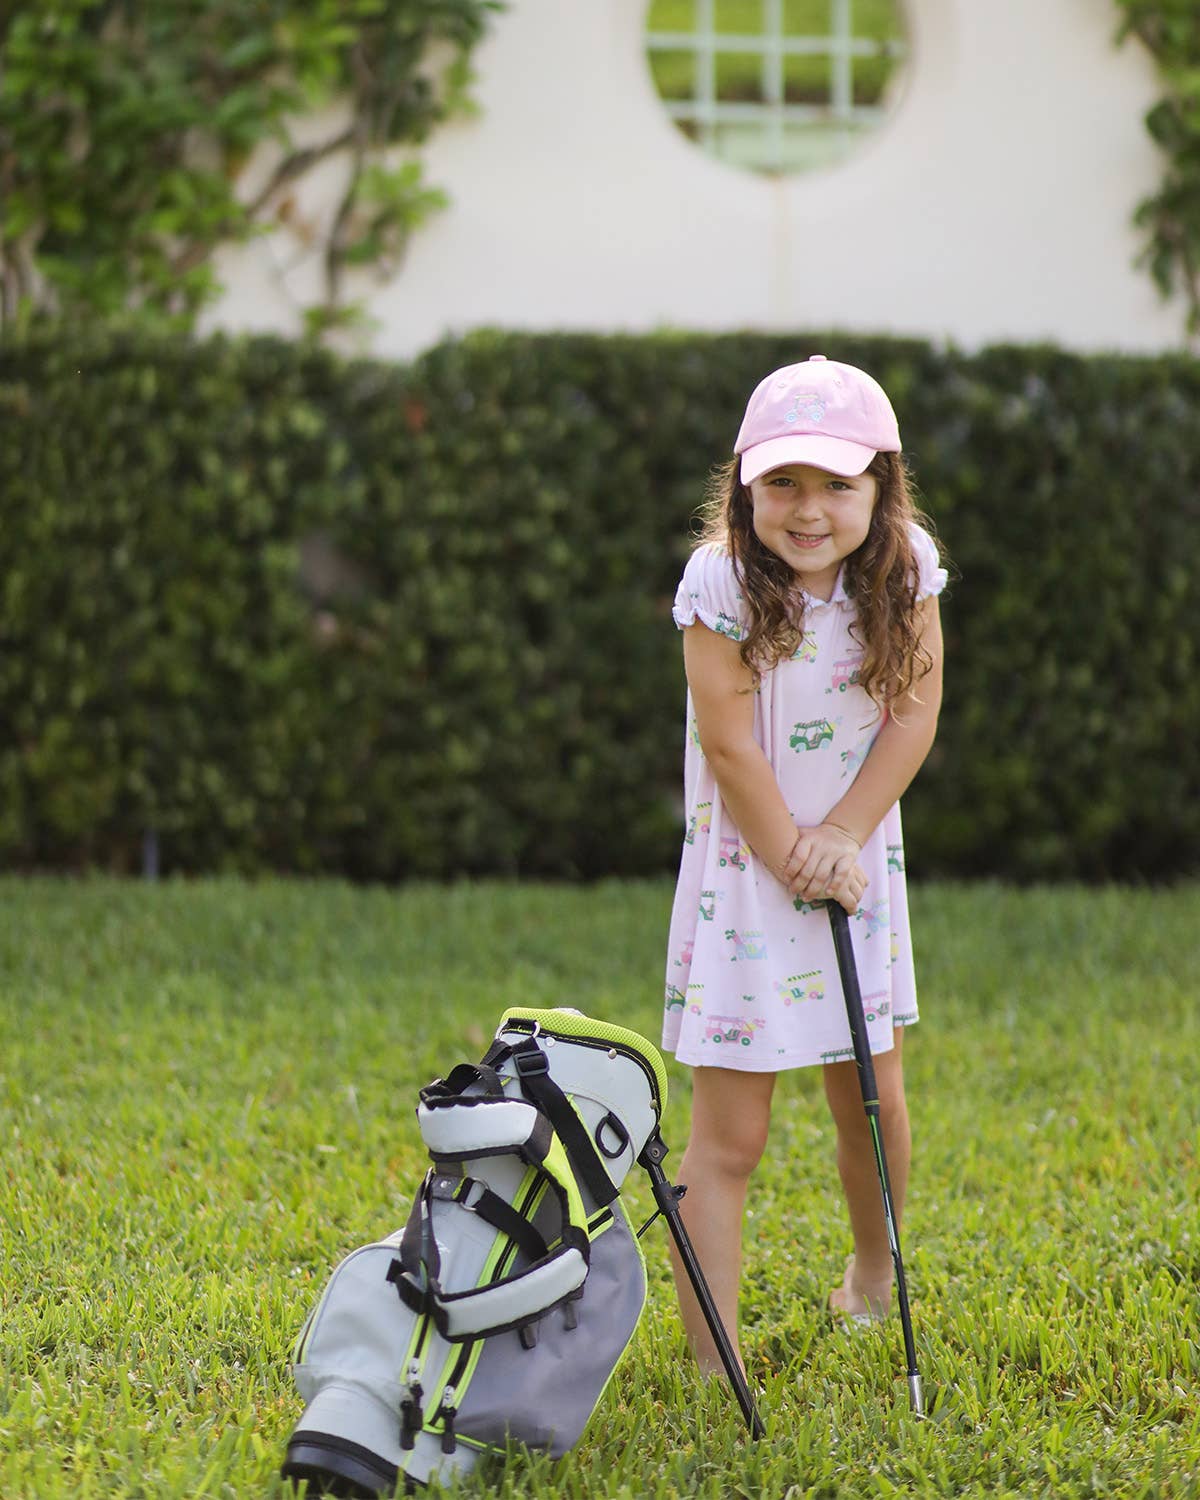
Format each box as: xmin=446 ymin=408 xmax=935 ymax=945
xmin=3 ymin=878 xmax=1199 ymax=1498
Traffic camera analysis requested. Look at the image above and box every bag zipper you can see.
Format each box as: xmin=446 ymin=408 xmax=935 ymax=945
xmin=421 ymin=1165 xmax=549 ymax=1446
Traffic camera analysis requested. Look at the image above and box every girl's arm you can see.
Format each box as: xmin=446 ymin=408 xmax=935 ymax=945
xmin=682 ymin=622 xmax=867 ymax=909
xmin=790 ymin=594 xmax=944 ymax=902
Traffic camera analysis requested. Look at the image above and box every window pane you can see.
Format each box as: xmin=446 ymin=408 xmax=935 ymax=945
xmin=715 ymin=50 xmax=765 ymax=103
xmin=855 ymin=0 xmax=906 ymax=45
xmin=714 ymin=0 xmax=765 ymax=34
xmin=782 ymin=0 xmax=831 ymax=37
xmin=646 ymin=0 xmax=693 ymax=30
xmin=648 ymin=48 xmax=697 ymax=101
xmin=854 ymin=43 xmax=898 ymax=106
xmin=780 ymin=120 xmax=865 ymax=172
xmin=714 ymin=119 xmax=773 ymax=171
xmin=644 ymin=0 xmax=909 ymax=177
xmin=783 ymin=52 xmax=830 ymax=105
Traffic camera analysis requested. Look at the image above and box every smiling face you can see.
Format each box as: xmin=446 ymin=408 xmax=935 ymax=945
xmin=748 ymin=462 xmax=878 ymax=600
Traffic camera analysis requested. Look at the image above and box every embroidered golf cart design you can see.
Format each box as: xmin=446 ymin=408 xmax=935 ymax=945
xmin=713 ymin=611 xmax=744 ymax=641
xmin=789 ymin=718 xmax=837 ymax=752
xmin=774 ymin=970 xmax=824 ymax=1005
xmin=698 ymin=889 xmax=718 ymax=922
xmin=855 ymin=900 xmax=889 ymax=938
xmin=792 ymin=896 xmax=823 ymax=915
xmin=684 ymin=802 xmax=712 ymax=845
xmin=665 ymin=984 xmax=687 ymax=1011
xmin=785 ymin=390 xmax=826 ymax=426
xmin=717 ymin=835 xmax=750 ymax=871
xmin=703 ymin=1015 xmax=766 ymax=1047
xmin=887 ymin=844 xmax=904 ymax=874
xmin=860 ymin=990 xmax=891 ymax=1023
xmin=723 ymin=928 xmax=767 ymax=962
xmin=790 ymin=631 xmax=818 ymax=663
xmin=686 ymin=982 xmax=705 ymax=1013
xmin=840 ymin=740 xmax=870 ymax=777
xmin=827 ymin=657 xmax=862 ymax=694
xmin=820 ymin=1045 xmax=854 ymax=1063
xmin=672 ymin=937 xmax=695 ymax=969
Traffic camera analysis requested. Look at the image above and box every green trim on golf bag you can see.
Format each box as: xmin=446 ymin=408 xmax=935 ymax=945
xmin=282 ymin=1008 xmax=667 ymax=1493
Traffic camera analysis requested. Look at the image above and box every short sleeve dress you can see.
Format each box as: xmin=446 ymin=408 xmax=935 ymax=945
xmin=662 ymin=522 xmax=947 ymax=1071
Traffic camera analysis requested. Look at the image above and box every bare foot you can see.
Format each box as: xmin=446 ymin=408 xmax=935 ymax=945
xmin=829 ymin=1257 xmax=892 ymax=1324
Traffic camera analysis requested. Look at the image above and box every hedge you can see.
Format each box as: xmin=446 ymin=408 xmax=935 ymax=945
xmin=1 ymin=328 xmax=1197 ymax=881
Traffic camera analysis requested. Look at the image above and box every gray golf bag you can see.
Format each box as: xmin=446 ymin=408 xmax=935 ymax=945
xmin=280 ymin=1006 xmax=759 ymax=1494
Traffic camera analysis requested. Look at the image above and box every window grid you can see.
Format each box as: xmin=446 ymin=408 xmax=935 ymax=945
xmin=647 ymin=0 xmax=904 ymax=172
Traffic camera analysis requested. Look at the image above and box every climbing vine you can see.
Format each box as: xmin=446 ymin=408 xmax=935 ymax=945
xmin=1115 ymin=2 xmax=1200 ymax=333
xmin=0 ymin=0 xmax=502 ymax=335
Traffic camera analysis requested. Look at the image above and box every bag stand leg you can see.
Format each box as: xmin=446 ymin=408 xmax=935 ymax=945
xmin=638 ymin=1132 xmax=765 ymax=1438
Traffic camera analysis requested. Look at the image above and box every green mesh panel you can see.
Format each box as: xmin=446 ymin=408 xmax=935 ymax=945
xmin=497 ymin=1007 xmax=668 ymax=1113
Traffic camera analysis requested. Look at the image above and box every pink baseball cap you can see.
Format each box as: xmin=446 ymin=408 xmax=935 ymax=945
xmin=734 ymin=354 xmax=901 ymax=484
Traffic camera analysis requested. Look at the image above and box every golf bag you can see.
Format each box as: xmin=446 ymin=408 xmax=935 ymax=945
xmin=281 ymin=1005 xmax=754 ymax=1494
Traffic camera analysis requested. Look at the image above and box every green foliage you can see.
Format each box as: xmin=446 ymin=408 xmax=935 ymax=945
xmin=0 ymin=0 xmax=501 ymax=331
xmin=3 ymin=327 xmax=1200 ymax=882
xmin=1115 ymin=1 xmax=1200 ymax=331
xmin=2 ymin=878 xmax=1199 ymax=1497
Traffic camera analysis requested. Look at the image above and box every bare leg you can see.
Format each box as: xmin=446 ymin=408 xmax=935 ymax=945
xmin=669 ymin=1066 xmax=776 ymax=1373
xmin=822 ymin=1029 xmax=910 ymax=1319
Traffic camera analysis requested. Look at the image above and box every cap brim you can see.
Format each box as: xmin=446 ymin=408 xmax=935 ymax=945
xmin=738 ymin=434 xmax=877 ymax=484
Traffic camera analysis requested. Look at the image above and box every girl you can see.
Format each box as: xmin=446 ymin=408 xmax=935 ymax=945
xmin=662 ymin=354 xmax=946 ymax=1370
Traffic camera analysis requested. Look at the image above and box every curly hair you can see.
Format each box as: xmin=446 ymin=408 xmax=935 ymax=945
xmin=696 ymin=452 xmax=939 ymax=708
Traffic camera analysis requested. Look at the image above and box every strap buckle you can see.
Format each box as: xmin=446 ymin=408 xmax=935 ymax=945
xmin=513 ymin=1044 xmax=550 ymax=1079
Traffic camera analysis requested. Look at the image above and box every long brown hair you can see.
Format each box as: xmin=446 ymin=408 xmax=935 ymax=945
xmin=696 ymin=452 xmax=938 ymax=707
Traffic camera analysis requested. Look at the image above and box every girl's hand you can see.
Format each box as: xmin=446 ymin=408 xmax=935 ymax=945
xmin=786 ymin=823 xmax=868 ymax=914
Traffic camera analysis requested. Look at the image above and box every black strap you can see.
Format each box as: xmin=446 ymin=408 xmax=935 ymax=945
xmin=419 ymin=1062 xmax=506 ymax=1109
xmin=464 ymin=1182 xmax=549 ymax=1265
xmin=481 ymin=1038 xmax=514 ymax=1070
xmin=397 ymin=1174 xmax=433 ymax=1279
xmin=391 ymin=1168 xmax=558 ymax=1317
xmin=512 ymin=1039 xmax=618 ymax=1207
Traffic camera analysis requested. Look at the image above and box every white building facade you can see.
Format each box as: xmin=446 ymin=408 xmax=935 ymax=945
xmin=204 ymin=0 xmax=1189 ymax=359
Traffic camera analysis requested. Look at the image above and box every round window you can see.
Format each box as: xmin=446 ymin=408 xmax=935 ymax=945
xmin=645 ymin=0 xmax=909 ymax=175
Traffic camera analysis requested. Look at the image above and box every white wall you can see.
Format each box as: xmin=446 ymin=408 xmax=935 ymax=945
xmin=202 ymin=0 xmax=1188 ymax=358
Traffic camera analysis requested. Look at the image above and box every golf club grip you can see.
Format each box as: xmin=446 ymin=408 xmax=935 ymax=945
xmin=826 ymin=901 xmax=879 ymax=1100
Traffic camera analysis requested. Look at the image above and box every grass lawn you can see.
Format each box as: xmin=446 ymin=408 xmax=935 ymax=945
xmin=2 ymin=878 xmax=1198 ymax=1498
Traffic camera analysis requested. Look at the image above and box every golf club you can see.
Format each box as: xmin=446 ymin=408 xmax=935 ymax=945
xmin=826 ymin=900 xmax=924 ymax=1417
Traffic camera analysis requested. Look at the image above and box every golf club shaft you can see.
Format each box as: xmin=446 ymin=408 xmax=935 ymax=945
xmin=826 ymin=901 xmax=923 ymax=1416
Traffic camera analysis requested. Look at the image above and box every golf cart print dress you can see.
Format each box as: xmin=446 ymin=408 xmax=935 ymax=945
xmin=662 ymin=523 xmax=947 ymax=1071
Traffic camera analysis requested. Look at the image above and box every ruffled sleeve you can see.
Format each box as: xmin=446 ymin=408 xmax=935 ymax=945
xmin=908 ymin=522 xmax=948 ymax=601
xmin=672 ymin=544 xmax=751 ymax=642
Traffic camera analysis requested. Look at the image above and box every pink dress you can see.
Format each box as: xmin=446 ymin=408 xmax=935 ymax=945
xmin=662 ymin=523 xmax=947 ymax=1071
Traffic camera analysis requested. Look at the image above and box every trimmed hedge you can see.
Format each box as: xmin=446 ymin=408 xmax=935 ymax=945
xmin=2 ymin=328 xmax=1198 ymax=880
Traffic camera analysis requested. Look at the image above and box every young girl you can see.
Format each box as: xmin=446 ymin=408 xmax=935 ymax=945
xmin=662 ymin=354 xmax=946 ymax=1370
